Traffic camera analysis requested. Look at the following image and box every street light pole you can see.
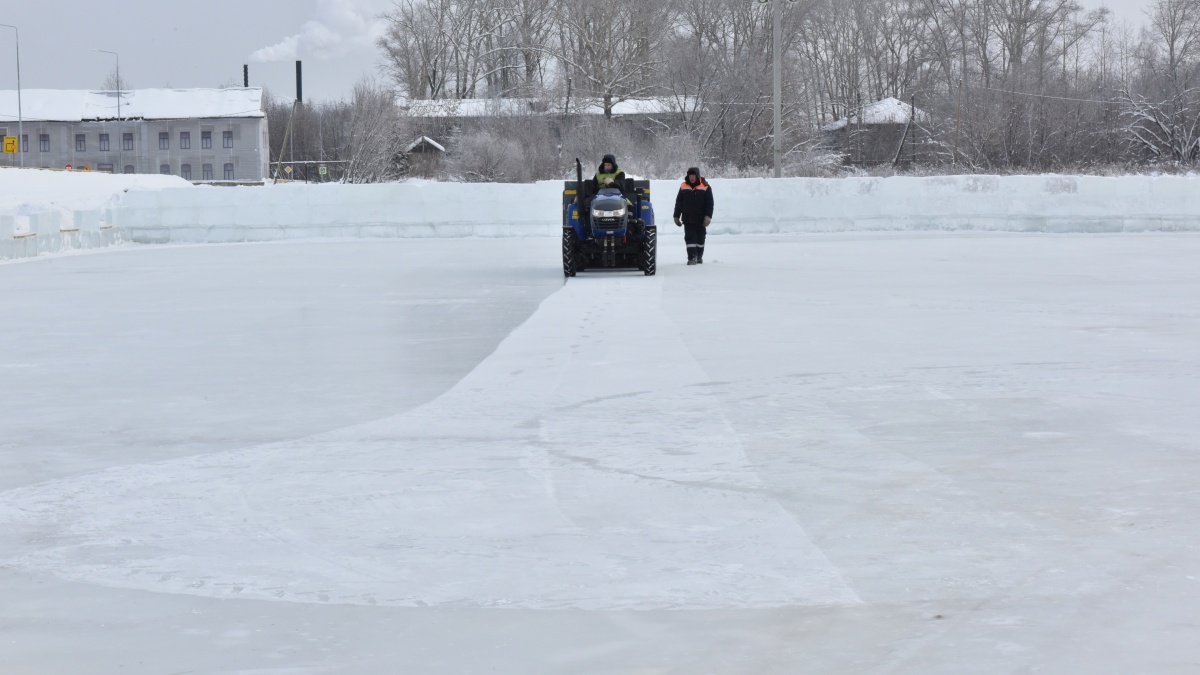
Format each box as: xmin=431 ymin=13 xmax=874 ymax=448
xmin=96 ymin=49 xmax=122 ymax=172
xmin=1 ymin=23 xmax=23 ymax=168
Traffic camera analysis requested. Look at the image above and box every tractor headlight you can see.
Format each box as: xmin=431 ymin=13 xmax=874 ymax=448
xmin=592 ymin=206 xmax=627 ymax=218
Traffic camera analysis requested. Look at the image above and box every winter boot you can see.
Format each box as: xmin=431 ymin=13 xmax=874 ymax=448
xmin=687 ymin=249 xmax=697 ymax=265
xmin=695 ymin=247 xmax=704 ymax=264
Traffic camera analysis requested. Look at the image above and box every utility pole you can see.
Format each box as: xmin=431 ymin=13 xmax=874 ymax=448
xmin=1 ymin=23 xmax=23 ymax=167
xmin=772 ymin=0 xmax=782 ymax=178
xmin=759 ymin=0 xmax=792 ymax=178
xmin=954 ymin=79 xmax=963 ymax=166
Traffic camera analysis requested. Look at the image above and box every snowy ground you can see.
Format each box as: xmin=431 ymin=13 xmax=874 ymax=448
xmin=2 ymin=233 xmax=1200 ymax=673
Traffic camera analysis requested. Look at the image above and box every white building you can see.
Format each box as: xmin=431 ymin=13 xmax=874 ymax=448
xmin=0 ymin=88 xmax=269 ymax=182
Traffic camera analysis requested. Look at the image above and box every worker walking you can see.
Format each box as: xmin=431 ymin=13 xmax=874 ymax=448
xmin=673 ymin=167 xmax=714 ymax=265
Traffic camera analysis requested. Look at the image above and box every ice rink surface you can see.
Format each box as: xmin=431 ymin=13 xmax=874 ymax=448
xmin=2 ymin=233 xmax=1200 ymax=673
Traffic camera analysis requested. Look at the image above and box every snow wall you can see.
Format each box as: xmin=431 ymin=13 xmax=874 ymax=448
xmin=0 ymin=170 xmax=185 ymax=261
xmin=6 ymin=173 xmax=1200 ymax=261
xmin=113 ymin=175 xmax=1200 ymax=245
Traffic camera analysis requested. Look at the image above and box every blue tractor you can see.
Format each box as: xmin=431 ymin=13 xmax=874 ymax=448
xmin=562 ymin=158 xmax=656 ymax=276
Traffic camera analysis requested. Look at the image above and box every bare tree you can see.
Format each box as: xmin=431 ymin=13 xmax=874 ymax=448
xmin=344 ymin=78 xmax=408 ymax=183
xmin=554 ymin=0 xmax=675 ymax=117
xmin=102 ymin=67 xmax=131 ymax=91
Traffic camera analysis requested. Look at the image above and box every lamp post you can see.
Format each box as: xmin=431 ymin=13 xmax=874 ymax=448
xmin=96 ymin=49 xmax=122 ymax=172
xmin=0 ymin=23 xmax=23 ymax=168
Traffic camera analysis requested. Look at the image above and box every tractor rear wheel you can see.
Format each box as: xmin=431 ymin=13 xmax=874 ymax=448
xmin=642 ymin=226 xmax=657 ymax=276
xmin=562 ymin=228 xmax=578 ymax=277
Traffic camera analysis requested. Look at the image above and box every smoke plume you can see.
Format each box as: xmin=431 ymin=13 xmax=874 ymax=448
xmin=249 ymin=0 xmax=386 ymax=62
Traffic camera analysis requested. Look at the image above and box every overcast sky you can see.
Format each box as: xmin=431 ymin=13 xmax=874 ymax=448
xmin=0 ymin=0 xmax=1155 ymax=104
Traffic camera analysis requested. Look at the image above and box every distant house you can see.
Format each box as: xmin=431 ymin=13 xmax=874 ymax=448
xmin=0 ymin=88 xmax=269 ymax=182
xmin=404 ymin=135 xmax=446 ymax=178
xmin=405 ymin=135 xmax=446 ymax=154
xmin=398 ymin=96 xmax=694 ymax=153
xmin=821 ymin=97 xmax=930 ymax=166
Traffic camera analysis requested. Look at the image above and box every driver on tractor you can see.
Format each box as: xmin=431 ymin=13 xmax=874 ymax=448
xmin=586 ymin=154 xmax=631 ymax=222
xmin=592 ymin=154 xmax=626 ymax=195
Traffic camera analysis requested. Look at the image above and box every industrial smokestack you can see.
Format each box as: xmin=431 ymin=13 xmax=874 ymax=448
xmin=243 ymin=64 xmax=249 ymax=88
xmin=295 ymin=60 xmax=303 ymax=104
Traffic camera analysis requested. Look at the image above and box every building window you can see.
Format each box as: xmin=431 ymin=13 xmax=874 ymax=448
xmin=99 ymin=133 xmax=110 ymax=151
xmin=201 ymin=131 xmax=212 ymax=149
xmin=124 ymin=165 xmax=135 ymax=174
xmin=159 ymin=132 xmax=169 ymax=150
xmin=223 ymin=130 xmax=233 ymax=148
xmin=181 ymin=164 xmax=192 ymax=180
xmin=20 ymin=134 xmax=28 ymax=152
xmin=180 ymin=131 xmax=191 ymax=150
xmin=160 ymin=164 xmax=170 ymax=175
xmin=202 ymin=163 xmax=213 ymax=180
xmin=98 ymin=163 xmax=114 ymax=173
xmin=39 ymin=134 xmax=49 ymax=152
xmin=75 ymin=134 xmax=86 ymax=152
xmin=223 ymin=163 xmax=235 ymax=180
xmin=123 ymin=133 xmax=134 ymax=151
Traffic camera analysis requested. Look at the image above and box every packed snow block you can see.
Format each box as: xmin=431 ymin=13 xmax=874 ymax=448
xmin=72 ymin=209 xmax=104 ymax=232
xmin=0 ymin=215 xmax=13 ymax=239
xmin=0 ymin=236 xmax=34 ymax=261
xmin=130 ymin=227 xmax=174 ymax=245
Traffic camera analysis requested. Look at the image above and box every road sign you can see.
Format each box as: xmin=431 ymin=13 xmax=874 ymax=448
xmin=65 ymin=163 xmax=73 ymax=170
xmin=83 ymin=164 xmax=92 ymax=172
xmin=318 ymin=165 xmax=328 ymax=176
xmin=284 ymin=166 xmax=292 ymax=174
xmin=2 ymin=136 xmax=17 ymax=154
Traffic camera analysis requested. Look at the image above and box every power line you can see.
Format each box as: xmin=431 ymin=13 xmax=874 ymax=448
xmin=975 ymin=84 xmax=1114 ymax=105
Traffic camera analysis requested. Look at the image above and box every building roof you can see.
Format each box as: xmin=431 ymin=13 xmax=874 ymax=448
xmin=0 ymin=88 xmax=266 ymax=123
xmin=405 ymin=135 xmax=446 ymax=153
xmin=399 ymin=96 xmax=692 ymax=119
xmin=822 ymin=97 xmax=928 ymax=131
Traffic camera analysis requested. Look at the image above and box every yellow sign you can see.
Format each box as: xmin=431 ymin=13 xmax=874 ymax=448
xmin=284 ymin=166 xmax=293 ymax=174
xmin=2 ymin=136 xmax=17 ymax=154
xmin=318 ymin=165 xmax=327 ymax=176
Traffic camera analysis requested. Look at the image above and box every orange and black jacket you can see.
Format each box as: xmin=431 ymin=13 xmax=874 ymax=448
xmin=674 ymin=175 xmax=714 ymax=225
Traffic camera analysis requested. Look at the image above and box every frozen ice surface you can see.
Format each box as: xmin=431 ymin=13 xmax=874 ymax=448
xmin=2 ymin=233 xmax=1200 ymax=673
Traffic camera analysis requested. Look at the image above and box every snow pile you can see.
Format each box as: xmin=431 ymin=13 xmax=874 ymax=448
xmin=0 ymin=168 xmax=193 ymax=216
xmin=1 ymin=167 xmax=192 ymax=260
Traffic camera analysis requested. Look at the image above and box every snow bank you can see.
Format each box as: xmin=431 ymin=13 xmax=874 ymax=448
xmin=113 ymin=180 xmax=567 ymax=244
xmin=6 ymin=170 xmax=1200 ymax=259
xmin=702 ymin=174 xmax=1200 ymax=234
xmin=0 ymin=168 xmax=192 ymax=260
xmin=116 ymin=174 xmax=1200 ymax=246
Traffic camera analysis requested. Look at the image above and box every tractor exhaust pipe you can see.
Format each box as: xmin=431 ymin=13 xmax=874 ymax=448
xmin=575 ymin=158 xmax=584 ymax=225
